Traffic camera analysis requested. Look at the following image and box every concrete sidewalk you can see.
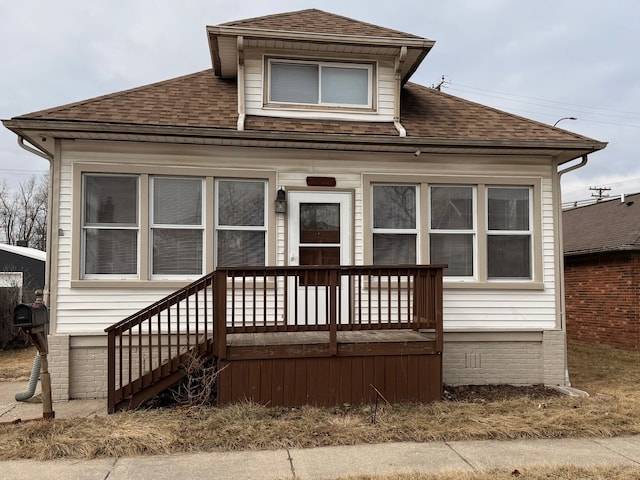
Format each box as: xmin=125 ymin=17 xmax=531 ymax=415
xmin=0 ymin=436 xmax=639 ymax=479
xmin=1 ymin=381 xmax=640 ymax=479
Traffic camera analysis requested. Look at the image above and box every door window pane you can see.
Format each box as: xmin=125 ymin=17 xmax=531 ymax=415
xmin=300 ymin=203 xmax=340 ymax=243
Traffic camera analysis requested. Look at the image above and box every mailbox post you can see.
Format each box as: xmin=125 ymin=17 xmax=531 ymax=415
xmin=13 ymin=290 xmax=55 ymax=420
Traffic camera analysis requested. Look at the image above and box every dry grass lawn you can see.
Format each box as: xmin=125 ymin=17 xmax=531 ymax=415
xmin=0 ymin=341 xmax=639 ymax=463
xmin=0 ymin=346 xmax=37 ymax=381
xmin=334 ymin=465 xmax=640 ymax=480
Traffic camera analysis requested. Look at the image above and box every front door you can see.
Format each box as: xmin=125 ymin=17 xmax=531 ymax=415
xmin=288 ymin=191 xmax=352 ymax=324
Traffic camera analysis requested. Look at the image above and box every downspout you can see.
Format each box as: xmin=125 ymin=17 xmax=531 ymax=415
xmin=17 ymin=135 xmax=54 ymax=308
xmin=236 ymin=35 xmax=246 ymax=132
xmin=393 ymin=46 xmax=407 ymax=137
xmin=556 ymin=154 xmax=588 ymax=387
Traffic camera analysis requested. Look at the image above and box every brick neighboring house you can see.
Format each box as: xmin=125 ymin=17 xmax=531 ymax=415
xmin=563 ymin=194 xmax=640 ymax=350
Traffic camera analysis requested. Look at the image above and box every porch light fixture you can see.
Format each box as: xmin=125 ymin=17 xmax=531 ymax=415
xmin=275 ymin=187 xmax=287 ymax=213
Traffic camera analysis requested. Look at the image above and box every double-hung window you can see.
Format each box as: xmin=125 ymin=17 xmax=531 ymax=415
xmin=487 ymin=187 xmax=532 ymax=279
xmin=372 ymin=185 xmax=418 ymax=264
xmin=150 ymin=177 xmax=204 ymax=277
xmin=216 ymin=179 xmax=267 ymax=267
xmin=82 ymin=174 xmax=138 ymax=277
xmin=268 ymin=59 xmax=372 ymax=108
xmin=429 ymin=186 xmax=476 ymax=278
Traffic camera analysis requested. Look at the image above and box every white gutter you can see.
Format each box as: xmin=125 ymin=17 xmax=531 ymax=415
xmin=236 ymin=35 xmax=246 ymax=132
xmin=18 ymin=136 xmax=52 ymax=161
xmin=393 ymin=46 xmax=407 ymax=138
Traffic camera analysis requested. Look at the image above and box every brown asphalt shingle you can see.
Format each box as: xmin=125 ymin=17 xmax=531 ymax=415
xmin=13 ymin=70 xmax=596 ymax=143
xmin=563 ymin=193 xmax=640 ymax=254
xmin=219 ymin=9 xmax=424 ymax=40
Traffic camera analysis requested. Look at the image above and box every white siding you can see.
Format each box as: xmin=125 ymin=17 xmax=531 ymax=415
xmin=53 ymin=141 xmax=560 ymax=334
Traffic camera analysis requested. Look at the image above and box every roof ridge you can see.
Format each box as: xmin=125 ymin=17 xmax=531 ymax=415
xmin=16 ymin=70 xmax=214 ymax=119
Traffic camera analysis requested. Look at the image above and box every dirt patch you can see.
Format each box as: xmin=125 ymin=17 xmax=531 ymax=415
xmin=443 ymin=384 xmax=562 ymax=403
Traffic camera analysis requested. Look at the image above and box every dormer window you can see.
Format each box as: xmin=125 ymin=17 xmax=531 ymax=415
xmin=266 ymin=58 xmax=374 ymax=109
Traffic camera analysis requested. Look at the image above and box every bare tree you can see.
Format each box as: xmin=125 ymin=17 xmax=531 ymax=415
xmin=0 ymin=175 xmax=48 ymax=250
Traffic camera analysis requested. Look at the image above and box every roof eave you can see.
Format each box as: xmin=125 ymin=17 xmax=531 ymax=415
xmin=207 ymin=26 xmax=434 ymax=80
xmin=3 ymin=118 xmax=606 ymax=160
xmin=564 ymin=244 xmax=640 ymax=257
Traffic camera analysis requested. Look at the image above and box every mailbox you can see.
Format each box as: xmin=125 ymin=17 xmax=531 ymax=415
xmin=14 ymin=303 xmax=49 ymax=328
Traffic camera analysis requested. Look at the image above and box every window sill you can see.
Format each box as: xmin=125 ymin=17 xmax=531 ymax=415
xmin=71 ymin=280 xmax=196 ymax=289
xmin=444 ymin=281 xmax=545 ymax=290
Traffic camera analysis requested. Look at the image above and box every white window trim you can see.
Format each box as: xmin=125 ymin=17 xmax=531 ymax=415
xmin=81 ymin=173 xmax=140 ymax=280
xmin=149 ymin=176 xmax=205 ymax=280
xmin=371 ymin=184 xmax=421 ymax=264
xmin=428 ymin=185 xmax=478 ymax=281
xmin=214 ymin=178 xmax=268 ymax=267
xmin=486 ymin=186 xmax=534 ymax=281
xmin=266 ymin=57 xmax=374 ymax=109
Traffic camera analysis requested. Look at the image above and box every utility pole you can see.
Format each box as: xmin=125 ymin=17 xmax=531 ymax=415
xmin=589 ymin=186 xmax=611 ymax=202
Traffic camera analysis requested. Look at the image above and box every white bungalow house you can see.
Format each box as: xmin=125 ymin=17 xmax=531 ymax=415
xmin=3 ymin=9 xmax=606 ymax=409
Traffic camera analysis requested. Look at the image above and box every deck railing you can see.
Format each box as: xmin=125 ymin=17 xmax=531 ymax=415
xmin=105 ymin=264 xmax=444 ymax=412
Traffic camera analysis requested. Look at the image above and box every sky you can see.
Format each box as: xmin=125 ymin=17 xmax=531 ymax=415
xmin=1 ymin=0 xmax=638 ymax=206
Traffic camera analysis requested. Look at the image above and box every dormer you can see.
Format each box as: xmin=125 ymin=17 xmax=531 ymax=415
xmin=207 ymin=9 xmax=435 ymax=133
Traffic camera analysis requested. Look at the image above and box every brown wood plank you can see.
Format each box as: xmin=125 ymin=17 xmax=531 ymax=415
xmin=316 ymin=358 xmax=330 ymax=406
xmin=384 ymin=356 xmax=398 ymax=403
xmin=396 ymin=355 xmax=409 ymax=402
xmin=429 ymin=354 xmax=443 ymax=401
xmin=294 ymin=359 xmax=308 ymax=405
xmin=417 ymin=355 xmax=429 ymax=403
xmin=328 ymin=357 xmax=341 ymax=405
xmin=305 ymin=359 xmax=319 ymax=404
xmin=373 ymin=356 xmax=386 ymax=402
xmin=260 ymin=360 xmax=273 ymax=404
xmin=283 ymin=359 xmax=296 ymax=406
xmin=247 ymin=360 xmax=261 ymax=402
xmin=341 ymin=357 xmax=353 ymax=404
xmin=361 ymin=356 xmax=375 ymax=404
xmin=407 ymin=355 xmax=420 ymax=402
xmin=272 ymin=359 xmax=285 ymax=406
xmin=350 ymin=356 xmax=364 ymax=404
xmin=217 ymin=361 xmax=232 ymax=405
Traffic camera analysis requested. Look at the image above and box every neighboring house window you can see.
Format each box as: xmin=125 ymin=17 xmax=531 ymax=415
xmin=487 ymin=187 xmax=532 ymax=279
xmin=429 ymin=186 xmax=476 ymax=277
xmin=82 ymin=174 xmax=138 ymax=277
xmin=151 ymin=177 xmax=204 ymax=277
xmin=372 ymin=185 xmax=418 ymax=264
xmin=216 ymin=179 xmax=267 ymax=267
xmin=268 ymin=59 xmax=373 ymax=108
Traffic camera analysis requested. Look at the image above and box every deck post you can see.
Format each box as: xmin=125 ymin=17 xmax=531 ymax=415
xmin=329 ymin=269 xmax=338 ymax=355
xmin=213 ymin=270 xmax=227 ymax=359
xmin=107 ymin=330 xmax=116 ymax=414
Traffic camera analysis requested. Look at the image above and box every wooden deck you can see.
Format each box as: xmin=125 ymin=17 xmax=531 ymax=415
xmin=219 ymin=328 xmax=441 ymax=406
xmin=106 ymin=265 xmax=444 ymax=412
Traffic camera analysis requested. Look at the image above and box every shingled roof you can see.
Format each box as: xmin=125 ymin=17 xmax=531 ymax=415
xmin=218 ymin=9 xmax=423 ymax=40
xmin=11 ymin=70 xmax=597 ymax=143
xmin=563 ymin=193 xmax=640 ymax=255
